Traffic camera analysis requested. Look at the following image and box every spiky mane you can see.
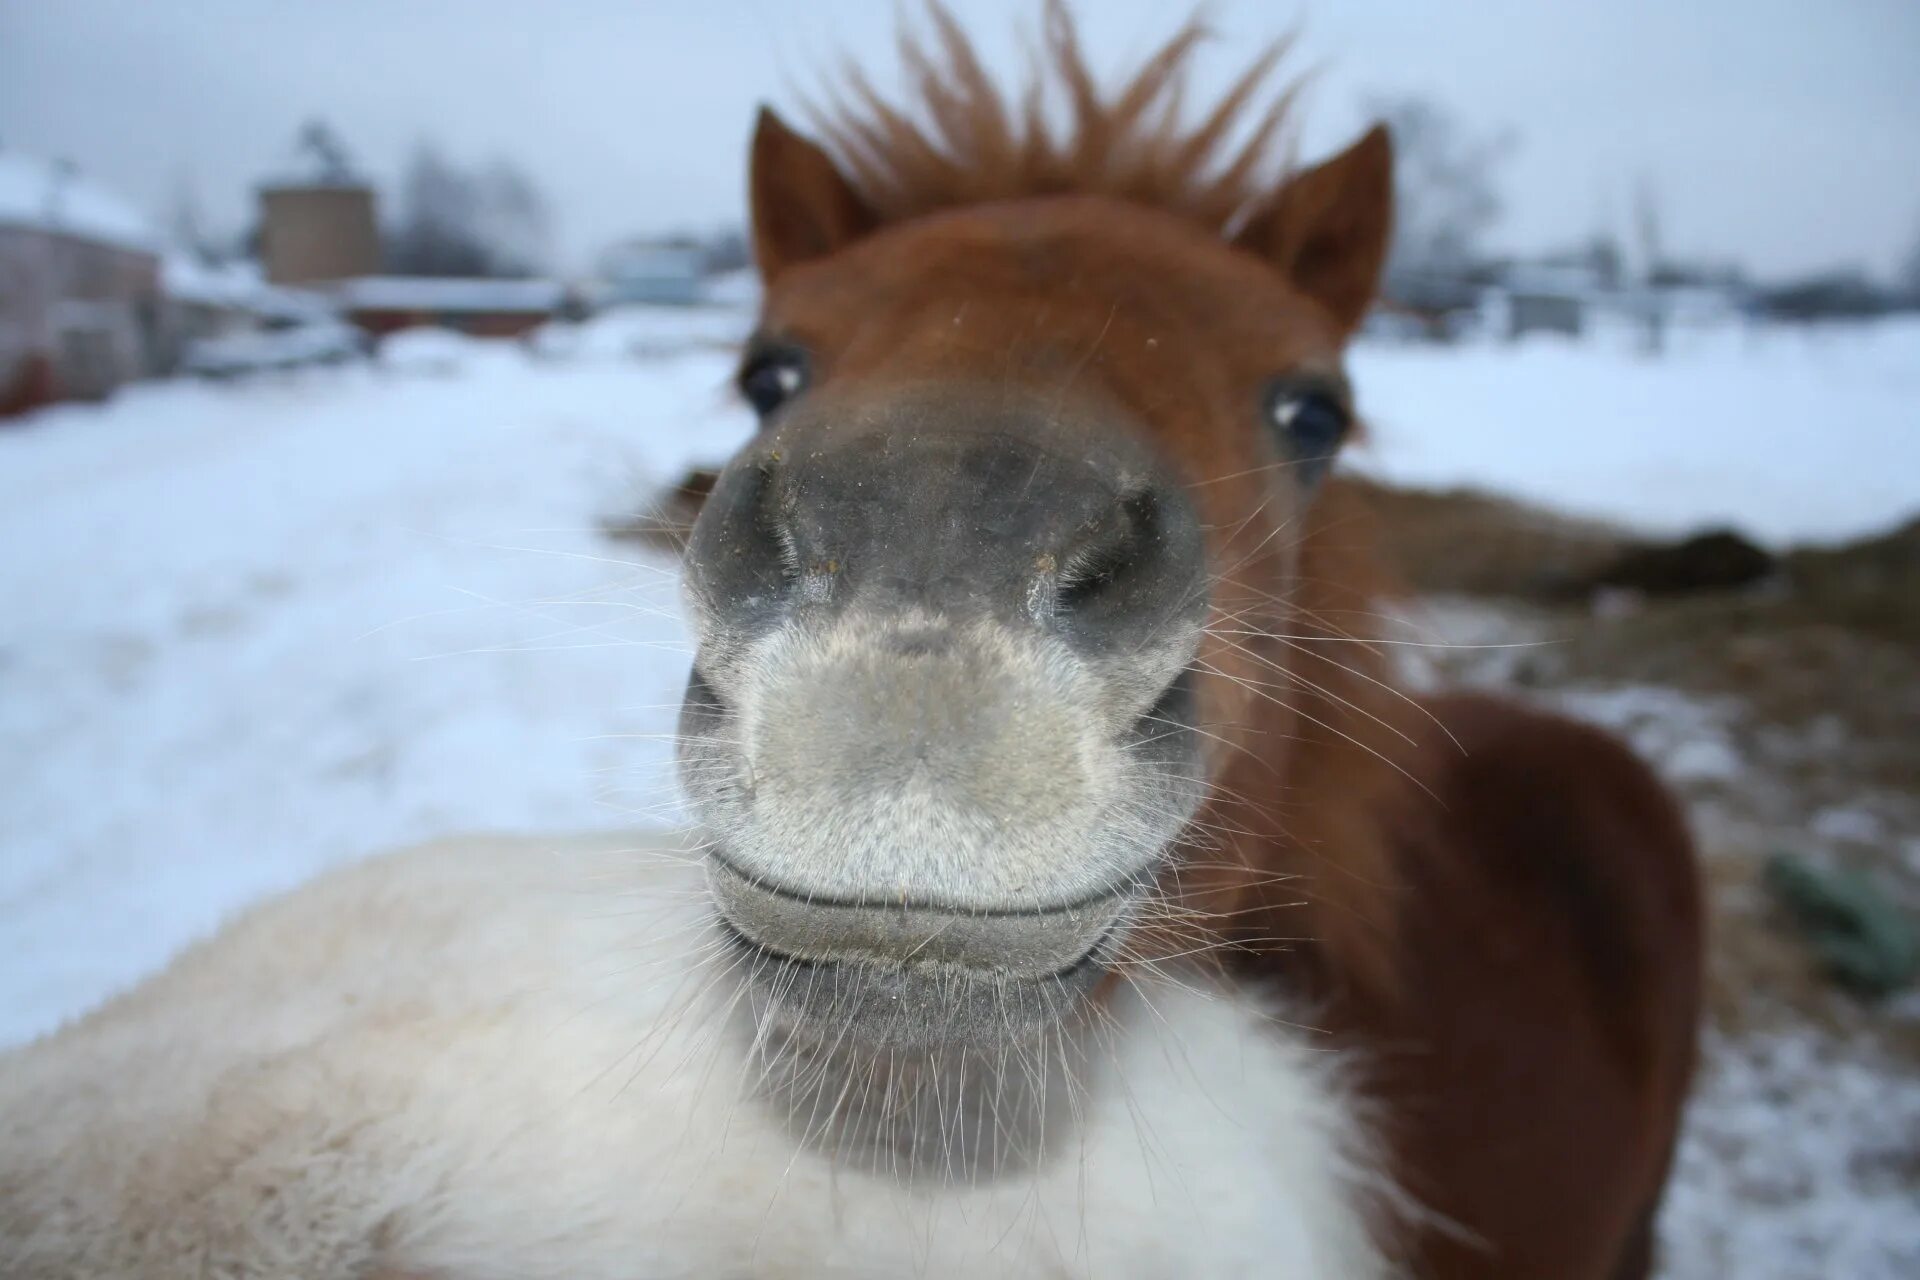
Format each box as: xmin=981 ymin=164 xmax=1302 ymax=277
xmin=814 ymin=0 xmax=1300 ymax=233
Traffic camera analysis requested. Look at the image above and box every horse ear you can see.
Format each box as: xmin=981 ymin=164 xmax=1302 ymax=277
xmin=749 ymin=106 xmax=878 ymax=283
xmin=1234 ymin=124 xmax=1394 ymax=335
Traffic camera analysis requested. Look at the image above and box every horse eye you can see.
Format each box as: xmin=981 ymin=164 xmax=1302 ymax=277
xmin=1267 ymin=386 xmax=1350 ymax=484
xmin=739 ymin=349 xmax=809 ymax=417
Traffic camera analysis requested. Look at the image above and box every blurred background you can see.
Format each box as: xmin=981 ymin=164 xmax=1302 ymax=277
xmin=2 ymin=3 xmax=1915 ymax=1275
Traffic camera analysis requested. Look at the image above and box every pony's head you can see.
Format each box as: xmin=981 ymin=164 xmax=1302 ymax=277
xmin=679 ymin=4 xmax=1394 ymax=1055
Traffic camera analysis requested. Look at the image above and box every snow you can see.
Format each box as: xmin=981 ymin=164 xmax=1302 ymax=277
xmin=1808 ymin=806 xmax=1886 ymax=845
xmin=162 ymin=254 xmax=266 ymax=308
xmin=0 ymin=151 xmax=156 ymax=253
xmin=163 ymin=254 xmax=336 ymax=324
xmin=1665 ymin=1027 xmax=1920 ymax=1278
xmin=528 ymin=302 xmax=755 ymax=361
xmin=375 ymin=325 xmax=509 ymax=374
xmin=5 ymin=312 xmax=1916 ymax=1041
xmin=2 ymin=308 xmax=1917 ymax=1273
xmin=1347 ymin=317 xmax=1920 ymax=547
xmin=332 ymin=274 xmax=570 ymax=313
xmin=182 ymin=319 xmax=365 ymax=376
xmin=0 ymin=323 xmax=753 ymax=1046
xmin=705 ymin=268 xmax=761 ymax=309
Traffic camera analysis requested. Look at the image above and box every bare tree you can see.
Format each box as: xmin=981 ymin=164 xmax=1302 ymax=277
xmin=387 ymin=145 xmax=487 ymax=277
xmin=471 ymin=161 xmax=550 ymax=278
xmin=386 ymin=146 xmax=551 ymax=278
xmin=166 ymin=171 xmax=215 ymax=260
xmin=1364 ymin=95 xmax=1514 ymax=280
xmin=1631 ymin=173 xmax=1668 ymax=354
xmin=1631 ymin=174 xmax=1664 ymax=281
xmin=295 ymin=120 xmax=359 ymax=185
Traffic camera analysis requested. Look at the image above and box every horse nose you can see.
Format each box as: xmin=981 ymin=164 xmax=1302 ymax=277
xmin=684 ymin=415 xmax=1206 ymax=652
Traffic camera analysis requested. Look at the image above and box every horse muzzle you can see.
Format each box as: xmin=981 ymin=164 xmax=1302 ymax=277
xmin=676 ymin=389 xmax=1213 ymax=1050
xmin=708 ymin=850 xmax=1137 ymax=1049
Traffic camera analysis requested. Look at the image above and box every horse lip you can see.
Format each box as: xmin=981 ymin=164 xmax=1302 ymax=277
xmin=704 ymin=849 xmax=1145 ymax=981
xmin=712 ymin=910 xmax=1119 ymax=1052
xmin=706 ymin=846 xmax=1152 ymax=918
xmin=712 ymin=903 xmax=1125 ymax=983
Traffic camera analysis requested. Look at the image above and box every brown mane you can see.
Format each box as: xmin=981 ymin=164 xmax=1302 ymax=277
xmin=813 ymin=0 xmax=1300 ymax=234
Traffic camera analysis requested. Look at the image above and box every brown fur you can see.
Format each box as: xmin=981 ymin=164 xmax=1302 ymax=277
xmin=741 ymin=5 xmax=1702 ymax=1276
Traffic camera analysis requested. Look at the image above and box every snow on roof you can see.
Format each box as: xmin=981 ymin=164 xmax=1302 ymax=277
xmin=162 ymin=255 xmax=266 ymax=307
xmin=0 ymin=152 xmax=156 ymax=254
xmin=163 ymin=254 xmax=339 ymax=322
xmin=332 ymin=276 xmax=568 ymax=314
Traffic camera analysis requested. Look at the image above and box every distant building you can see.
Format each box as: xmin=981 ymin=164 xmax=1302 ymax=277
xmin=597 ymin=239 xmax=708 ymax=306
xmin=1500 ymin=287 xmax=1588 ymax=341
xmin=331 ymin=275 xmax=572 ymax=339
xmin=1491 ymin=256 xmax=1624 ymax=340
xmin=253 ymin=122 xmax=383 ymax=288
xmin=1375 ymin=243 xmax=1746 ymax=350
xmin=0 ymin=151 xmax=162 ymax=416
xmin=257 ymin=182 xmax=381 ymax=286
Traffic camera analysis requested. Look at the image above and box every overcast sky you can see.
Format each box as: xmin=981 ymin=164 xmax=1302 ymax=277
xmin=4 ymin=0 xmax=1916 ymax=279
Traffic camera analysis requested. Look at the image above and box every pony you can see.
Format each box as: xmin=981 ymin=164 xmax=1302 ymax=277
xmin=0 ymin=6 xmax=1701 ymax=1277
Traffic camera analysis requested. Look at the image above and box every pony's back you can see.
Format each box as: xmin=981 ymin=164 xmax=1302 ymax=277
xmin=0 ymin=830 xmax=1392 ymax=1280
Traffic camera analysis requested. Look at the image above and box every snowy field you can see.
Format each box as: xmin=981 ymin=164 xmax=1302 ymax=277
xmin=1 ymin=320 xmax=753 ymax=1043
xmin=3 ymin=307 xmax=1917 ymax=1274
xmin=1351 ymin=317 xmax=1920 ymax=546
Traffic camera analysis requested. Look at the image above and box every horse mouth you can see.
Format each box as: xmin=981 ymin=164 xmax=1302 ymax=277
xmin=707 ymin=853 xmax=1138 ymax=1050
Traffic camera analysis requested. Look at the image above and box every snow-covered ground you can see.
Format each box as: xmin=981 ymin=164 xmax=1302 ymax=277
xmin=1351 ymin=318 xmax=1920 ymax=546
xmin=1 ymin=320 xmax=753 ymax=1044
xmin=3 ymin=308 xmax=1917 ymax=1274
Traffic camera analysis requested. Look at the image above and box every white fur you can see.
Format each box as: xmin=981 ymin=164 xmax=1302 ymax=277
xmin=0 ymin=830 xmax=1395 ymax=1279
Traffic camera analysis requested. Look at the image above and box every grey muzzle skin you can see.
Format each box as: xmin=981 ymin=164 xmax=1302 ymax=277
xmin=677 ymin=388 xmax=1211 ymax=1050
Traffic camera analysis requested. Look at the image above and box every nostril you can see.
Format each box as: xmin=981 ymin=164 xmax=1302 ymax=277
xmin=766 ymin=512 xmax=803 ymax=587
xmin=688 ymin=457 xmax=805 ymax=607
xmin=741 ymin=463 xmax=801 ymax=583
xmin=1055 ymin=487 xmax=1160 ymax=615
